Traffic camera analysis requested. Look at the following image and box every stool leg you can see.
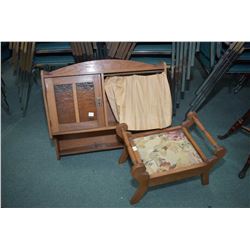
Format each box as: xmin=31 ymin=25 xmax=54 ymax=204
xmin=119 ymin=147 xmax=129 ymax=164
xmin=130 ymin=184 xmax=148 ymax=205
xmin=201 ymin=172 xmax=209 ymax=185
xmin=130 ymin=165 xmax=149 ymax=205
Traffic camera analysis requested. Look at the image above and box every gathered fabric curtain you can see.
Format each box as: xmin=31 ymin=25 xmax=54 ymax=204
xmin=104 ymin=72 xmax=172 ymax=130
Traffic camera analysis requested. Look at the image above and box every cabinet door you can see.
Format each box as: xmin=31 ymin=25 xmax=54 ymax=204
xmin=45 ymin=74 xmax=105 ymax=134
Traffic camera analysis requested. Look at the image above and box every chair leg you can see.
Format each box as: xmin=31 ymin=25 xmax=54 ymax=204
xmin=201 ymin=172 xmax=209 ymax=185
xmin=218 ymin=109 xmax=250 ymax=139
xmin=119 ymin=147 xmax=129 ymax=164
xmin=22 ymin=80 xmax=32 ymax=116
xmin=239 ymin=155 xmax=250 ymax=179
xmin=1 ymin=78 xmax=10 ymax=114
xmin=130 ymin=183 xmax=148 ymax=205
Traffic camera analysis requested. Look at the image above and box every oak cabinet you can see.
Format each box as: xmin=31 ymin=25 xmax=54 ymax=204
xmin=41 ymin=59 xmax=165 ymax=159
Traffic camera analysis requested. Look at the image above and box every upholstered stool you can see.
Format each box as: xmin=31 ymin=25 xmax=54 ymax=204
xmin=116 ymin=112 xmax=226 ymax=204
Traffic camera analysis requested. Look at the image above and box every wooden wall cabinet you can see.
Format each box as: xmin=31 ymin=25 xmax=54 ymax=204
xmin=41 ymin=59 xmax=166 ymax=159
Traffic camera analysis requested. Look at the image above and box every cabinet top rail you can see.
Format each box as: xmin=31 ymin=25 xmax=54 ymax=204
xmin=42 ymin=59 xmax=165 ymax=78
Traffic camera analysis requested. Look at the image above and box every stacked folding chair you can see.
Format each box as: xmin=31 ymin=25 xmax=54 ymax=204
xmin=9 ymin=42 xmax=36 ymax=116
xmin=173 ymin=42 xmax=199 ymax=114
xmin=106 ymin=42 xmax=136 ymax=60
xmin=7 ymin=42 xmax=204 ymax=116
xmin=187 ymin=42 xmax=245 ymax=113
xmin=70 ymin=42 xmax=95 ymax=62
xmin=197 ymin=42 xmax=233 ymax=74
xmin=1 ymin=42 xmax=11 ymax=114
xmin=33 ymin=42 xmax=75 ymax=72
xmin=105 ymin=42 xmax=199 ymax=115
xmin=227 ymin=42 xmax=250 ymax=93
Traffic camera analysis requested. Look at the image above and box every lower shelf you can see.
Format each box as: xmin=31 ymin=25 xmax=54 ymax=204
xmin=55 ymin=129 xmax=123 ymax=158
xmin=60 ymin=142 xmax=123 ymax=156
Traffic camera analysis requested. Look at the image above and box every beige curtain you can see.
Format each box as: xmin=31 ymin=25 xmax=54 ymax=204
xmin=105 ymin=72 xmax=172 ymax=130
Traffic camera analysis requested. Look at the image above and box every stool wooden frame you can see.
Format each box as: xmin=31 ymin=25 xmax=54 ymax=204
xmin=116 ymin=112 xmax=226 ymax=204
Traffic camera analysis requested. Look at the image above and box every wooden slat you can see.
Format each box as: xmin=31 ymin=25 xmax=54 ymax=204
xmin=81 ymin=42 xmax=88 ymax=58
xmin=121 ymin=42 xmax=131 ymax=59
xmin=79 ymin=42 xmax=86 ymax=60
xmin=23 ymin=42 xmax=30 ymax=72
xmin=93 ymin=42 xmax=98 ymax=50
xmin=125 ymin=42 xmax=136 ymax=60
xmin=28 ymin=42 xmax=36 ymax=72
xmin=70 ymin=42 xmax=76 ymax=56
xmin=11 ymin=42 xmax=21 ymax=74
xmin=115 ymin=42 xmax=126 ymax=58
xmin=84 ymin=42 xmax=90 ymax=57
xmin=89 ymin=43 xmax=94 ymax=57
xmin=86 ymin=42 xmax=94 ymax=57
xmin=70 ymin=42 xmax=78 ymax=62
xmin=73 ymin=42 xmax=81 ymax=62
xmin=109 ymin=42 xmax=120 ymax=58
xmin=19 ymin=42 xmax=25 ymax=72
xmin=85 ymin=42 xmax=93 ymax=59
xmin=106 ymin=42 xmax=112 ymax=50
xmin=77 ymin=42 xmax=84 ymax=61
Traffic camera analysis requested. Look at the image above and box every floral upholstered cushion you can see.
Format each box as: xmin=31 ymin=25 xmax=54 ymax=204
xmin=133 ymin=129 xmax=203 ymax=175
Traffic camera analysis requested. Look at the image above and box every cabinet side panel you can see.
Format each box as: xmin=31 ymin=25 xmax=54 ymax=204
xmin=41 ymin=71 xmax=52 ymax=138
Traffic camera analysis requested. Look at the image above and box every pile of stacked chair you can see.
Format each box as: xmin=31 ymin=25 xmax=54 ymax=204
xmin=6 ymin=42 xmax=201 ymax=116
xmin=188 ymin=42 xmax=249 ymax=113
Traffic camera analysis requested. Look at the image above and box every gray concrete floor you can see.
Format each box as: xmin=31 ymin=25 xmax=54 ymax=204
xmin=1 ymin=60 xmax=250 ymax=207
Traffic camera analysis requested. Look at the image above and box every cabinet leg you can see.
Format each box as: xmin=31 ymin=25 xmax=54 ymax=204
xmin=239 ymin=155 xmax=250 ymax=179
xmin=54 ymin=138 xmax=61 ymax=160
xmin=201 ymin=172 xmax=209 ymax=185
xmin=56 ymin=153 xmax=61 ymax=161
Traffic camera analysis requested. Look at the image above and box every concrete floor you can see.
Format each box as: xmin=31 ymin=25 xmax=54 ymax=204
xmin=1 ymin=60 xmax=250 ymax=207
